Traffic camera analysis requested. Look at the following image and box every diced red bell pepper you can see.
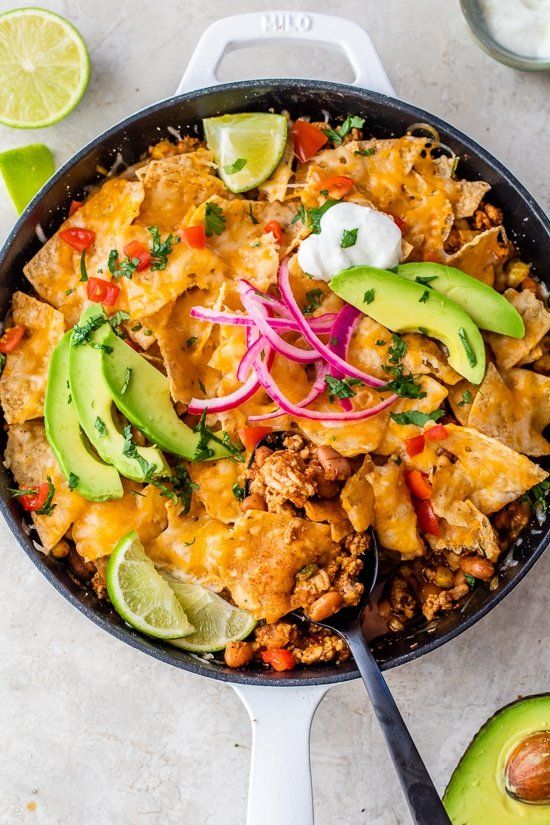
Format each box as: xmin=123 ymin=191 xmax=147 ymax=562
xmin=405 ymin=469 xmax=432 ymax=500
xmin=404 ymin=434 xmax=425 ymax=457
xmin=264 ymin=220 xmax=284 ymax=244
xmin=0 ymin=324 xmax=25 ymax=353
xmin=68 ymin=200 xmax=83 ymax=216
xmin=415 ymin=499 xmax=441 ymax=537
xmin=177 ymin=225 xmax=206 ymax=249
xmin=261 ymin=648 xmax=296 ymax=672
xmin=18 ymin=482 xmax=51 ymax=512
xmin=424 ymin=423 xmax=449 ymax=441
xmin=318 ymin=175 xmax=354 ymax=198
xmin=86 ymin=277 xmax=120 ymax=307
xmin=238 ymin=426 xmax=272 ymax=452
xmin=123 ymin=240 xmax=152 ymax=271
xmin=59 ymin=227 xmax=96 ymax=252
xmin=292 ymin=120 xmax=328 ymax=163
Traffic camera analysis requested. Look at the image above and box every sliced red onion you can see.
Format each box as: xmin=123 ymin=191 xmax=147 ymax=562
xmin=239 ymin=279 xmax=294 ymax=319
xmin=251 ymin=350 xmax=397 ymax=422
xmin=190 ymin=306 xmax=335 ymax=333
xmin=250 ymin=361 xmax=330 ymax=422
xmin=187 ymin=370 xmax=260 ymax=414
xmin=327 ymin=303 xmax=363 ymax=410
xmin=238 ymin=283 xmax=321 ymax=364
xmin=237 ymin=332 xmax=266 ymax=382
xmin=278 ymin=259 xmax=388 ymax=389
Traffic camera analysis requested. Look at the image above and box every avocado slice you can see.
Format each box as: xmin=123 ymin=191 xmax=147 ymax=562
xmin=44 ymin=332 xmax=124 ymax=501
xmin=69 ymin=306 xmax=169 ymax=482
xmin=330 ymin=265 xmax=486 ymax=383
xmin=396 ymin=262 xmax=525 ymax=338
xmin=100 ymin=327 xmax=230 ymax=460
xmin=444 ymin=694 xmax=550 ymax=823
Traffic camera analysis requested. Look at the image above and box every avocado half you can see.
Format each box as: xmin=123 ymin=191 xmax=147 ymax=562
xmin=444 ymin=694 xmax=550 ymax=824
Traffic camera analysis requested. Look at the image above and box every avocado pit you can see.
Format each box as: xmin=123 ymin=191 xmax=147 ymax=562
xmin=505 ymin=730 xmax=550 ymax=805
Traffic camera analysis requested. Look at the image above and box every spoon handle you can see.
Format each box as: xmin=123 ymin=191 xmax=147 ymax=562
xmin=345 ymin=625 xmax=452 ymax=825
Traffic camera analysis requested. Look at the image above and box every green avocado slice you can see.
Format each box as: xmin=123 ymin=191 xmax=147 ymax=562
xmin=330 ymin=265 xmax=486 ymax=384
xmin=69 ymin=306 xmax=169 ymax=482
xmin=100 ymin=327 xmax=230 ymax=461
xmin=396 ymin=262 xmax=525 ymax=338
xmin=44 ymin=332 xmax=123 ymax=501
xmin=444 ymin=694 xmax=550 ymax=823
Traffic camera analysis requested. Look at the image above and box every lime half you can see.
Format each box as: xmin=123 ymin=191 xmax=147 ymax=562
xmin=106 ymin=531 xmax=194 ymax=640
xmin=0 ymin=8 xmax=89 ymax=128
xmin=0 ymin=143 xmax=54 ymax=212
xmin=162 ymin=573 xmax=257 ymax=653
xmin=203 ymin=113 xmax=287 ymax=193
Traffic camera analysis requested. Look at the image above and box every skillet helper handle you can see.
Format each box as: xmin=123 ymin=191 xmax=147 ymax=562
xmin=176 ymin=11 xmax=395 ymax=96
xmin=233 ymin=683 xmax=329 ymax=825
xmin=345 ymin=626 xmax=452 ymax=825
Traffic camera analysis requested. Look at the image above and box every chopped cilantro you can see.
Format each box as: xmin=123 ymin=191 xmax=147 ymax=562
xmin=90 ymin=342 xmax=113 ymax=354
xmin=130 ymin=322 xmax=142 ymax=332
xmin=121 ymin=367 xmax=132 ymax=396
xmin=224 ymin=158 xmax=247 ymax=174
xmin=375 ymin=339 xmax=386 ymax=347
xmin=108 ymin=249 xmax=139 ymax=280
xmin=232 ymin=482 xmax=246 ymax=502
xmin=192 ymin=411 xmax=244 ymax=463
xmin=390 ymin=409 xmax=445 ymax=426
xmin=79 ymin=250 xmax=88 ymax=282
xmin=247 ymin=204 xmax=258 ymax=224
xmin=458 ymin=390 xmax=472 ymax=407
xmin=148 ymin=226 xmax=179 ymax=270
xmin=204 ymin=203 xmax=226 ymax=237
xmin=65 ymin=288 xmax=76 ymax=296
xmin=388 ymin=333 xmax=407 ymax=364
xmin=522 ymin=480 xmax=550 ymax=512
xmin=122 ymin=424 xmax=157 ymax=478
xmin=458 ymin=327 xmax=477 ymax=367
xmin=10 ymin=477 xmax=57 ymax=516
xmin=68 ymin=472 xmax=79 ymax=491
xmin=341 ymin=227 xmax=358 ymax=249
xmin=418 ymin=326 xmax=430 ymax=336
xmin=354 ymin=147 xmax=375 ymax=157
xmin=393 ymin=455 xmax=403 ymax=465
xmin=186 ymin=336 xmax=198 ymax=348
xmin=388 ymin=265 xmax=399 ymax=274
xmin=380 ymin=364 xmax=427 ymax=399
xmin=415 ymin=275 xmax=438 ymax=286
xmin=94 ymin=416 xmax=107 ymax=437
xmin=71 ymin=314 xmax=107 ymax=346
xmin=322 ymin=114 xmax=365 ymax=145
xmin=419 ymin=290 xmax=430 ymax=303
xmin=302 ymin=288 xmax=324 ymax=314
xmin=464 ymin=573 xmax=476 ymax=588
xmin=291 ymin=200 xmax=339 ymax=234
xmin=325 ymin=375 xmax=363 ymax=402
xmin=198 ymin=378 xmax=206 ymax=395
xmin=109 ymin=311 xmax=130 ymax=332
xmin=363 ymin=289 xmax=375 ymax=304
xmin=149 ymin=462 xmax=199 ymax=515
xmin=0 ymin=353 xmax=6 ymax=375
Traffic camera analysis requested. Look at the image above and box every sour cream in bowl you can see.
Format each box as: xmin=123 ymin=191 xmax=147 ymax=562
xmin=297 ymin=201 xmax=402 ymax=282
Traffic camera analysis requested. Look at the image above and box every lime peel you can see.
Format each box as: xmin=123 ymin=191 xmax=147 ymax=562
xmin=0 ymin=143 xmax=54 ymax=213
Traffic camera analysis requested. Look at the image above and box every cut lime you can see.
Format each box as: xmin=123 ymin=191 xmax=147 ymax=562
xmin=106 ymin=531 xmax=194 ymax=640
xmin=0 ymin=8 xmax=89 ymax=128
xmin=0 ymin=143 xmax=54 ymax=213
xmin=162 ymin=573 xmax=257 ymax=653
xmin=203 ymin=113 xmax=287 ymax=194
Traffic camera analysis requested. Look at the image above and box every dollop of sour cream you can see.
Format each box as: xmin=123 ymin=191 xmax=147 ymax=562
xmin=297 ymin=202 xmax=402 ymax=282
xmin=480 ymin=0 xmax=550 ymax=59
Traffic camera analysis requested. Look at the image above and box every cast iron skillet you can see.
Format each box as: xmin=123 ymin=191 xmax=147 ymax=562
xmin=0 ymin=38 xmax=549 ymax=693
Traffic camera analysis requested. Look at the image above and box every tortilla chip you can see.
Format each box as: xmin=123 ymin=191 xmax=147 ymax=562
xmin=5 ymin=421 xmax=87 ymax=549
xmin=258 ymin=134 xmax=294 ymax=202
xmin=446 ymin=226 xmax=505 ymax=286
xmin=486 ymin=289 xmax=550 ymax=370
xmin=432 ymin=156 xmax=491 ymax=218
xmin=447 ymin=380 xmax=476 ymax=425
xmin=442 ymin=424 xmax=548 ymax=515
xmin=147 ymin=502 xmax=230 ymax=591
xmin=366 ymin=460 xmax=425 ymax=558
xmin=188 ymin=458 xmax=243 ymax=523
xmin=428 ymin=457 xmax=500 ymax=560
xmin=341 ymin=457 xmax=376 ymax=532
xmin=219 ymin=510 xmax=340 ymax=622
xmin=24 ymin=178 xmax=144 ymax=326
xmin=465 ymin=363 xmax=550 ymax=455
xmin=72 ymin=482 xmax=168 ymax=561
xmin=377 ymin=376 xmax=449 ymax=461
xmin=0 ymin=292 xmax=64 ymax=424
xmin=135 ymin=149 xmax=225 ymax=230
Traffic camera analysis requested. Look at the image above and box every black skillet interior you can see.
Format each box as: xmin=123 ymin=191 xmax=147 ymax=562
xmin=0 ymin=79 xmax=548 ymax=687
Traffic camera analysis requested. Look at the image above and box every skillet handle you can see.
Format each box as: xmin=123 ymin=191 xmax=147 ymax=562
xmin=233 ymin=683 xmax=329 ymax=825
xmin=176 ymin=11 xmax=395 ymax=97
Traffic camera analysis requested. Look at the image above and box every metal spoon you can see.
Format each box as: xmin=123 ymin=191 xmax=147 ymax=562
xmin=248 ymin=433 xmax=452 ymax=825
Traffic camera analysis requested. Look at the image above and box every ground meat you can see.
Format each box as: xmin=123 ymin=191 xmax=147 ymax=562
xmin=473 ymin=202 xmax=503 ymax=231
xmin=248 ymin=449 xmax=318 ymax=511
xmin=443 ymin=225 xmax=462 ymax=254
xmin=493 ymin=499 xmax=531 ymax=549
xmin=290 ymin=626 xmax=350 ymax=665
xmin=420 ymin=583 xmax=470 ymax=622
xmin=254 ymin=621 xmax=298 ymax=649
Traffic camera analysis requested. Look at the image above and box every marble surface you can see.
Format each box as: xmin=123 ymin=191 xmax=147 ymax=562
xmin=0 ymin=1 xmax=548 ymax=823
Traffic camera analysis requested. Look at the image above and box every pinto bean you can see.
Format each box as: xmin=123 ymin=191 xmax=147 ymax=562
xmin=316 ymin=445 xmax=351 ymax=481
xmin=308 ymin=590 xmax=344 ymax=622
xmin=224 ymin=641 xmax=255 ymax=668
xmin=241 ymin=493 xmax=267 ymax=512
xmin=460 ymin=556 xmax=495 ymax=581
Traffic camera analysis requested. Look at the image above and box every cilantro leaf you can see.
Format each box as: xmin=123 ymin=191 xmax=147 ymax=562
xmin=149 ymin=462 xmax=199 ymax=515
xmin=79 ymin=250 xmax=88 ymax=282
xmin=322 ymin=114 xmax=365 ymax=145
xmin=363 ymin=289 xmax=375 ymax=304
xmin=458 ymin=389 xmax=472 ymax=407
xmin=108 ymin=249 xmax=139 ymax=280
xmin=204 ymin=203 xmax=226 ymax=237
xmin=292 ymin=200 xmax=339 ymax=234
xmin=122 ymin=424 xmax=157 ymax=477
xmin=458 ymin=327 xmax=477 ymax=367
xmin=232 ymin=482 xmax=246 ymax=502
xmin=148 ymin=226 xmax=179 ymax=270
xmin=10 ymin=477 xmax=57 ymax=517
xmin=71 ymin=314 xmax=107 ymax=346
xmin=94 ymin=416 xmax=107 ymax=437
xmin=522 ymin=480 xmax=550 ymax=513
xmin=186 ymin=336 xmax=198 ymax=348
xmin=302 ymin=288 xmax=324 ymax=314
xmin=464 ymin=573 xmax=476 ymax=588
xmin=247 ymin=205 xmax=258 ymax=224
xmin=68 ymin=472 xmax=79 ymax=491
xmin=380 ymin=365 xmax=427 ymax=399
xmin=224 ymin=158 xmax=247 ymax=174
xmin=341 ymin=227 xmax=358 ymax=249
xmin=192 ymin=411 xmax=244 ymax=463
xmin=415 ymin=275 xmax=438 ymax=286
xmin=354 ymin=147 xmax=375 ymax=157
xmin=325 ymin=375 xmax=363 ymax=402
xmin=388 ymin=333 xmax=407 ymax=364
xmin=389 ymin=409 xmax=445 ymax=426
xmin=121 ymin=367 xmax=132 ymax=396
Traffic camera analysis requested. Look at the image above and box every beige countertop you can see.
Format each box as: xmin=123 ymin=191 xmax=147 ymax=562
xmin=0 ymin=1 xmax=548 ymax=823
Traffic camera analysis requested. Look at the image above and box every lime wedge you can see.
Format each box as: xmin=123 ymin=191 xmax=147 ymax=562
xmin=203 ymin=113 xmax=287 ymax=193
xmin=162 ymin=573 xmax=257 ymax=653
xmin=0 ymin=8 xmax=89 ymax=128
xmin=0 ymin=144 xmax=54 ymax=213
xmin=106 ymin=531 xmax=194 ymax=640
